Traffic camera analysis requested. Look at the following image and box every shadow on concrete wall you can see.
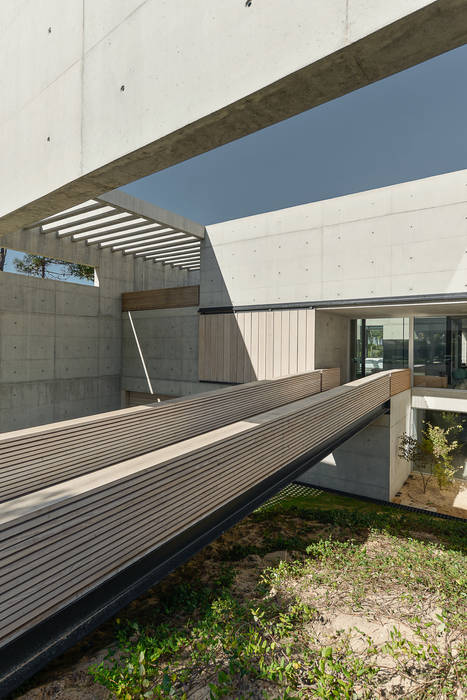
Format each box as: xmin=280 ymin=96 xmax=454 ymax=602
xmin=198 ymin=233 xmax=256 ymax=383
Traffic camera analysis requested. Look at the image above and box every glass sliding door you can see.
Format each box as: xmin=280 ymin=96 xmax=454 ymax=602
xmin=351 ymin=317 xmax=409 ymax=380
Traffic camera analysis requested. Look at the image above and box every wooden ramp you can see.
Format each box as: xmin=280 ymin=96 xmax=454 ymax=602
xmin=0 ymin=368 xmax=410 ymax=697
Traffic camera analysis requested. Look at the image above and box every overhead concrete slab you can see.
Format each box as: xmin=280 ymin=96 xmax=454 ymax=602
xmin=1 ymin=0 xmax=467 ymax=235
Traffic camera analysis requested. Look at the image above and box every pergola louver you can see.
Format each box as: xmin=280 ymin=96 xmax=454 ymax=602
xmin=28 ymin=191 xmax=204 ymax=270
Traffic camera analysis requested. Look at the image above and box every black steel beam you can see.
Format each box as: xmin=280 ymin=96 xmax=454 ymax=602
xmin=198 ymin=292 xmax=467 ymax=314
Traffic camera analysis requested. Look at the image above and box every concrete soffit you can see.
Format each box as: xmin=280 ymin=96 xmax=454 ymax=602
xmin=24 ymin=190 xmax=204 ymax=271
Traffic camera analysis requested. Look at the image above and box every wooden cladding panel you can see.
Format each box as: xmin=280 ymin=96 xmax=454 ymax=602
xmin=390 ymin=368 xmax=411 ymax=395
xmin=0 ymin=370 xmax=405 ymax=649
xmin=322 ymin=367 xmax=341 ymax=392
xmin=122 ymin=285 xmax=199 ymax=311
xmin=0 ymin=370 xmax=333 ymax=502
xmin=199 ymin=309 xmax=315 ymax=382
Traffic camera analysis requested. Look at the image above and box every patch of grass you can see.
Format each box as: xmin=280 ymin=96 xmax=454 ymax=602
xmin=88 ymin=490 xmax=466 ymax=699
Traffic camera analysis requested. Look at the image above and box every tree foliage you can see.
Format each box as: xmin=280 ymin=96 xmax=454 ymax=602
xmin=399 ymin=422 xmax=461 ymax=492
xmin=13 ymin=254 xmax=94 ymax=282
xmin=0 ymin=248 xmax=6 ymax=271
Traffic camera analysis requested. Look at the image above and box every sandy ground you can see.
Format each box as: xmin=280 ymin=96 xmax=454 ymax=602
xmin=11 ymin=496 xmax=465 ymax=698
xmin=392 ymin=472 xmax=467 ymax=518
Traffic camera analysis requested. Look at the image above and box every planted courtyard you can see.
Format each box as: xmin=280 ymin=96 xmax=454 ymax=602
xmin=14 ymin=488 xmax=466 ymax=700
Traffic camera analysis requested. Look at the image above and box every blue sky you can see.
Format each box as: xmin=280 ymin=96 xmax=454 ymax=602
xmin=121 ymin=44 xmax=467 ymax=226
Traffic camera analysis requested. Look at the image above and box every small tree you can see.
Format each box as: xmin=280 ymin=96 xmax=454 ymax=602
xmin=13 ymin=254 xmax=94 ymax=282
xmin=65 ymin=262 xmax=95 ymax=282
xmin=399 ymin=422 xmax=461 ymax=492
xmin=14 ymin=254 xmax=61 ymax=279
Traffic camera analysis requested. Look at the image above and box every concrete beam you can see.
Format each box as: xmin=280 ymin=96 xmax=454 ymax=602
xmin=1 ymin=0 xmax=467 ymax=235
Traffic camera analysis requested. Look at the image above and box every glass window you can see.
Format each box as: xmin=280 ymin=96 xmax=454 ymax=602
xmin=351 ymin=317 xmax=408 ymax=379
xmin=414 ymin=316 xmax=467 ymax=389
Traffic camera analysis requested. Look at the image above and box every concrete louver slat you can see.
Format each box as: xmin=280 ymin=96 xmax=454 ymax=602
xmin=70 ymin=218 xmax=153 ymax=241
xmin=164 ymin=259 xmax=200 ymax=266
xmin=59 ymin=214 xmax=145 ymax=238
xmin=93 ymin=226 xmax=172 ymax=247
xmin=167 ymin=260 xmax=201 ymax=267
xmin=125 ymin=237 xmax=197 ymax=255
xmin=86 ymin=223 xmax=174 ymax=245
xmin=118 ymin=234 xmax=188 ymax=253
xmin=154 ymin=253 xmax=200 ymax=265
xmin=26 ymin=201 xmax=103 ymax=228
xmin=109 ymin=230 xmax=180 ymax=250
xmin=40 ymin=207 xmax=118 ymax=234
xmin=142 ymin=245 xmax=200 ymax=259
xmin=0 ymin=370 xmax=408 ymax=647
xmin=163 ymin=252 xmax=200 ymax=259
xmin=51 ymin=211 xmax=135 ymax=237
xmin=159 ymin=254 xmax=200 ymax=261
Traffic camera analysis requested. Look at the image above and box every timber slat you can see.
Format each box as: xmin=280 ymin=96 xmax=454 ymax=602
xmin=0 ymin=370 xmax=333 ymax=500
xmin=121 ymin=285 xmax=200 ymax=311
xmin=0 ymin=369 xmax=410 ymax=648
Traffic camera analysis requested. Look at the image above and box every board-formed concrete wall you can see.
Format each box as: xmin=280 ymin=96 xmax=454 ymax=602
xmin=2 ymin=1 xmax=466 ymax=234
xmin=298 ymin=414 xmax=391 ymax=501
xmin=389 ymin=389 xmax=412 ymax=498
xmin=201 ymin=169 xmax=467 ymax=308
xmin=314 ymin=311 xmax=350 ymax=383
xmin=0 ymin=228 xmax=195 ymax=432
xmin=121 ymin=307 xmax=223 ymax=398
xmin=298 ymin=388 xmax=413 ymax=501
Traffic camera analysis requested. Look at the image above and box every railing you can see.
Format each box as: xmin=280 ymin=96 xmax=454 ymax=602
xmin=0 ymin=368 xmax=339 ymax=501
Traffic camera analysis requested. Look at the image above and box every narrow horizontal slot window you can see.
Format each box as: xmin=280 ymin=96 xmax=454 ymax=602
xmin=0 ymin=249 xmax=97 ymax=286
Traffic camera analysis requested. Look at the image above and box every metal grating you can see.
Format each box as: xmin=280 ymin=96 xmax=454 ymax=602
xmin=27 ymin=193 xmax=203 ymax=270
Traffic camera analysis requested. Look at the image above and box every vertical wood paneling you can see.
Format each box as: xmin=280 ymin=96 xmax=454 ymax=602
xmin=265 ymin=312 xmax=274 ymax=380
xmin=280 ymin=310 xmax=289 ymax=377
xmin=236 ymin=312 xmax=245 ymax=383
xmin=228 ymin=314 xmax=237 ymax=382
xmin=297 ymin=309 xmax=307 ymax=373
xmin=199 ymin=307 xmax=318 ymax=383
xmin=250 ymin=312 xmax=259 ymax=380
xmin=258 ymin=312 xmax=266 ymax=379
xmin=223 ymin=313 xmax=231 ymax=381
xmin=305 ymin=308 xmax=315 ymax=370
xmin=215 ymin=314 xmax=224 ymax=382
xmin=243 ymin=312 xmax=253 ymax=382
xmin=273 ymin=311 xmax=282 ymax=378
xmin=289 ymin=309 xmax=298 ymax=376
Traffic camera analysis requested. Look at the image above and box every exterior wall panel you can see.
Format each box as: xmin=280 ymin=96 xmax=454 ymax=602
xmin=199 ymin=309 xmax=316 ymax=382
xmin=0 ymin=228 xmax=192 ymax=433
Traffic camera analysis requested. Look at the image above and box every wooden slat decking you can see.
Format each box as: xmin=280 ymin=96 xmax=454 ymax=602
xmin=0 ymin=369 xmax=409 ymax=652
xmin=0 ymin=369 xmax=338 ymax=502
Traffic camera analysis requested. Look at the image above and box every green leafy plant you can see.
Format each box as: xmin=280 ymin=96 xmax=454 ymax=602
xmin=399 ymin=421 xmax=461 ymax=492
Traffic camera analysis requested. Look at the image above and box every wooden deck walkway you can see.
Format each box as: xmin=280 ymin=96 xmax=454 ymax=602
xmin=0 ymin=367 xmax=410 ymax=696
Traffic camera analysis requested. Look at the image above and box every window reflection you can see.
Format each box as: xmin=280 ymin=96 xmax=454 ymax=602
xmin=352 ymin=318 xmax=408 ymax=379
xmin=414 ymin=316 xmax=467 ymax=389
